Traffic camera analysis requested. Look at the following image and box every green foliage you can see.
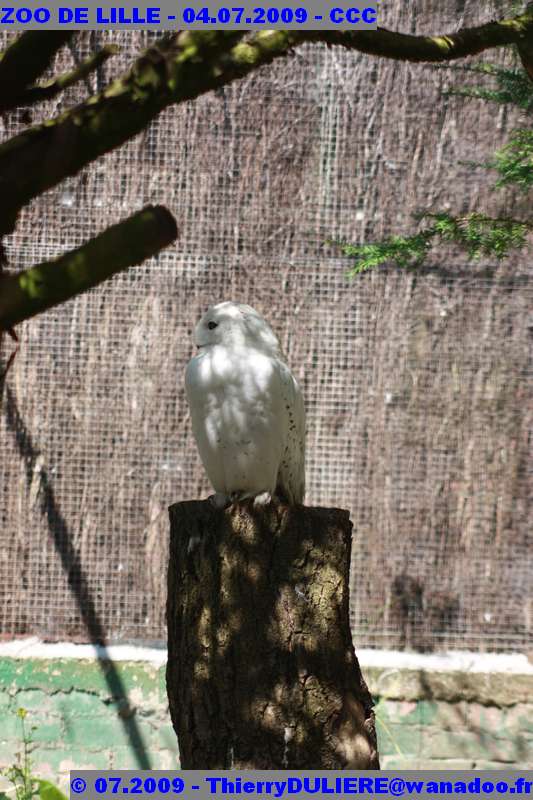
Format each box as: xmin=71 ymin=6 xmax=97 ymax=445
xmin=339 ymin=58 xmax=533 ymax=276
xmin=443 ymin=62 xmax=533 ymax=112
xmin=490 ymin=128 xmax=533 ymax=190
xmin=34 ymin=783 xmax=67 ymax=800
xmin=2 ymin=708 xmax=35 ymax=800
xmin=443 ymin=61 xmax=533 ymax=192
xmin=338 ymin=213 xmax=530 ymax=275
xmin=1 ymin=709 xmax=67 ymax=800
xmin=427 ymin=212 xmax=530 ymax=259
xmin=337 ymin=230 xmax=434 ymax=274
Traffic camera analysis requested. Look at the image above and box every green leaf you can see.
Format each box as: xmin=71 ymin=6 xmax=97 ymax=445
xmin=336 ymin=211 xmax=531 ymax=275
xmin=36 ymin=781 xmax=67 ymax=800
xmin=335 ymin=228 xmax=436 ymax=275
xmin=490 ymin=129 xmax=533 ymax=191
xmin=443 ymin=62 xmax=533 ymax=113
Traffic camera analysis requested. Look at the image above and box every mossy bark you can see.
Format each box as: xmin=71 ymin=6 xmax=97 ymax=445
xmin=166 ymin=500 xmax=379 ymax=769
xmin=3 ymin=11 xmax=533 ymax=236
xmin=311 ymin=9 xmax=533 ymax=62
xmin=0 ymin=31 xmax=279 ymax=236
xmin=0 ymin=32 xmax=73 ymax=109
xmin=0 ymin=205 xmax=177 ymax=330
xmin=0 ymin=44 xmax=120 ymax=114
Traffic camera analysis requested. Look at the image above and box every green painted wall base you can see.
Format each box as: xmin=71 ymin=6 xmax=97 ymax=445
xmin=0 ymin=654 xmax=531 ymax=784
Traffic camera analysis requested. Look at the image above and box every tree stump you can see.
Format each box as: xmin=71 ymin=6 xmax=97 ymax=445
xmin=166 ymin=500 xmax=379 ymax=769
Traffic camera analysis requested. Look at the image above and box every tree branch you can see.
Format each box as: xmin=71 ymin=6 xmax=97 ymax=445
xmin=517 ymin=3 xmax=533 ymax=81
xmin=0 ymin=31 xmax=250 ymax=236
xmin=0 ymin=32 xmax=73 ymax=108
xmin=300 ymin=9 xmax=533 ymax=62
xmin=0 ymin=205 xmax=177 ymax=330
xmin=2 ymin=9 xmax=533 ymax=237
xmin=0 ymin=43 xmax=119 ymax=114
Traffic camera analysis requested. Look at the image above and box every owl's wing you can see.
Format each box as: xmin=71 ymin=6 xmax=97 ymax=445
xmin=275 ymin=360 xmax=306 ymax=505
xmin=184 ymin=353 xmax=225 ymax=491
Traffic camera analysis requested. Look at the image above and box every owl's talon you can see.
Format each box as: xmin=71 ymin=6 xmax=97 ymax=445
xmin=209 ymin=492 xmax=232 ymax=509
xmin=253 ymin=491 xmax=272 ymax=507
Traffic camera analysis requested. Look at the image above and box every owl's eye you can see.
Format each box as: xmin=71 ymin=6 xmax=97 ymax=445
xmin=207 ymin=321 xmax=218 ymax=330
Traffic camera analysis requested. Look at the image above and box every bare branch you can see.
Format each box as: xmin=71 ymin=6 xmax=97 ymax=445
xmin=0 ymin=31 xmax=249 ymax=237
xmin=2 ymin=10 xmax=533 ymax=237
xmin=300 ymin=9 xmax=533 ymax=62
xmin=517 ymin=2 xmax=533 ymax=82
xmin=0 ymin=43 xmax=119 ymax=114
xmin=0 ymin=205 xmax=177 ymax=330
xmin=0 ymin=32 xmax=73 ymax=108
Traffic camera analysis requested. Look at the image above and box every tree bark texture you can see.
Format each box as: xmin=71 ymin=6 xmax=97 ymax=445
xmin=3 ymin=7 xmax=533 ymax=236
xmin=0 ymin=204 xmax=177 ymax=330
xmin=167 ymin=500 xmax=379 ymax=769
xmin=0 ymin=44 xmax=119 ymax=114
xmin=0 ymin=32 xmax=73 ymax=110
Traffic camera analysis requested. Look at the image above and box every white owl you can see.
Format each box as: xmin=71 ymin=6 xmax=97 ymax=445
xmin=185 ymin=301 xmax=305 ymax=507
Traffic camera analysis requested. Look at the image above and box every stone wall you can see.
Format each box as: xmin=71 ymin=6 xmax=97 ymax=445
xmin=368 ymin=654 xmax=533 ymax=769
xmin=0 ymin=645 xmax=531 ymax=784
xmin=0 ymin=655 xmax=177 ymax=776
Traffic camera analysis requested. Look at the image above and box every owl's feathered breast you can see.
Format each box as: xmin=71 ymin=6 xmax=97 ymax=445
xmin=186 ymin=344 xmax=279 ymax=422
xmin=185 ymin=341 xmax=305 ymax=502
xmin=187 ymin=344 xmax=281 ymax=457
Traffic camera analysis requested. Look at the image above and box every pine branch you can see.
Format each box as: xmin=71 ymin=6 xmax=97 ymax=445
xmin=490 ymin=128 xmax=533 ymax=189
xmin=0 ymin=43 xmax=119 ymax=114
xmin=337 ymin=212 xmax=532 ymax=274
xmin=0 ymin=32 xmax=73 ymax=108
xmin=442 ymin=62 xmax=533 ymax=112
xmin=0 ymin=205 xmax=177 ymax=329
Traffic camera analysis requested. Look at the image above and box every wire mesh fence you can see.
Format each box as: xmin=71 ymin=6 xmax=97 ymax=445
xmin=1 ymin=10 xmax=532 ymax=651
